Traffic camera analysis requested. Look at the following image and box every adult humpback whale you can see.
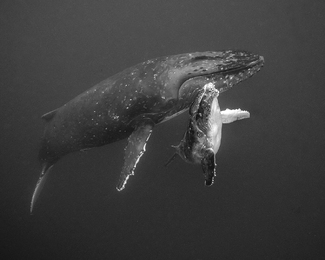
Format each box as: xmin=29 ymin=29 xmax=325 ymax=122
xmin=31 ymin=50 xmax=264 ymax=212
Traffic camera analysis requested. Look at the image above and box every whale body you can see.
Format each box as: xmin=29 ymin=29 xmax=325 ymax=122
xmin=31 ymin=50 xmax=264 ymax=212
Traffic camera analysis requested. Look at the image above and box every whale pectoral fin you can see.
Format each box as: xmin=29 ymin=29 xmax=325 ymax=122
xmin=221 ymin=109 xmax=250 ymax=124
xmin=201 ymin=149 xmax=216 ymax=186
xmin=30 ymin=163 xmax=53 ymax=214
xmin=116 ymin=122 xmax=154 ymax=191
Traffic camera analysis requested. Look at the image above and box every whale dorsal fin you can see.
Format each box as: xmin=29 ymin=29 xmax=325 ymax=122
xmin=41 ymin=109 xmax=58 ymax=122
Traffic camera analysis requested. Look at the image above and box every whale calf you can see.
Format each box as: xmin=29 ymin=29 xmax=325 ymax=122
xmin=168 ymin=82 xmax=251 ymax=185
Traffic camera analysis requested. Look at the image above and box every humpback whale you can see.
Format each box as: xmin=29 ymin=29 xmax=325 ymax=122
xmin=31 ymin=50 xmax=264 ymax=212
xmin=168 ymin=82 xmax=251 ymax=186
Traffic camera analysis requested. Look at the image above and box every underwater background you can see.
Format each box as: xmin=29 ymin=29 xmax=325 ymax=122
xmin=1 ymin=0 xmax=324 ymax=259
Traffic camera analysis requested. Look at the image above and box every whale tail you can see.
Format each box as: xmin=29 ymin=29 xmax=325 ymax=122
xmin=30 ymin=162 xmax=53 ymax=214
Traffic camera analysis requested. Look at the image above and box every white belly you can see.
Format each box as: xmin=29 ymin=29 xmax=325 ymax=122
xmin=207 ymin=95 xmax=223 ymax=155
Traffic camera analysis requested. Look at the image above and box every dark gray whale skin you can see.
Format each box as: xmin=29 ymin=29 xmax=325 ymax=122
xmin=31 ymin=50 xmax=264 ymax=212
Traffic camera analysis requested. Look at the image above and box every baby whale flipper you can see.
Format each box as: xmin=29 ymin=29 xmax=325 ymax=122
xmin=31 ymin=50 xmax=264 ymax=212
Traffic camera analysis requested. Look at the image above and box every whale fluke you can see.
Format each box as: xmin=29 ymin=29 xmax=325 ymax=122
xmin=30 ymin=163 xmax=53 ymax=214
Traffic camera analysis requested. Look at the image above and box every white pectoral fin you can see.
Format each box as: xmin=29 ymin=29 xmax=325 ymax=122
xmin=30 ymin=163 xmax=53 ymax=214
xmin=116 ymin=122 xmax=153 ymax=191
xmin=221 ymin=109 xmax=250 ymax=124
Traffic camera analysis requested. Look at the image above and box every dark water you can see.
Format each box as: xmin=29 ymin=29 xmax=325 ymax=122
xmin=1 ymin=0 xmax=325 ymax=259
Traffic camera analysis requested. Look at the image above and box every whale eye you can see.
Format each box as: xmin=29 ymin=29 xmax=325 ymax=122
xmin=197 ymin=132 xmax=204 ymax=138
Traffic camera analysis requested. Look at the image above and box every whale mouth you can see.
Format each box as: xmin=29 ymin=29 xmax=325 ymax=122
xmin=219 ymin=54 xmax=264 ymax=75
xmin=205 ymin=54 xmax=264 ymax=93
xmin=187 ymin=50 xmax=264 ymax=75
xmin=177 ymin=52 xmax=264 ymax=105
